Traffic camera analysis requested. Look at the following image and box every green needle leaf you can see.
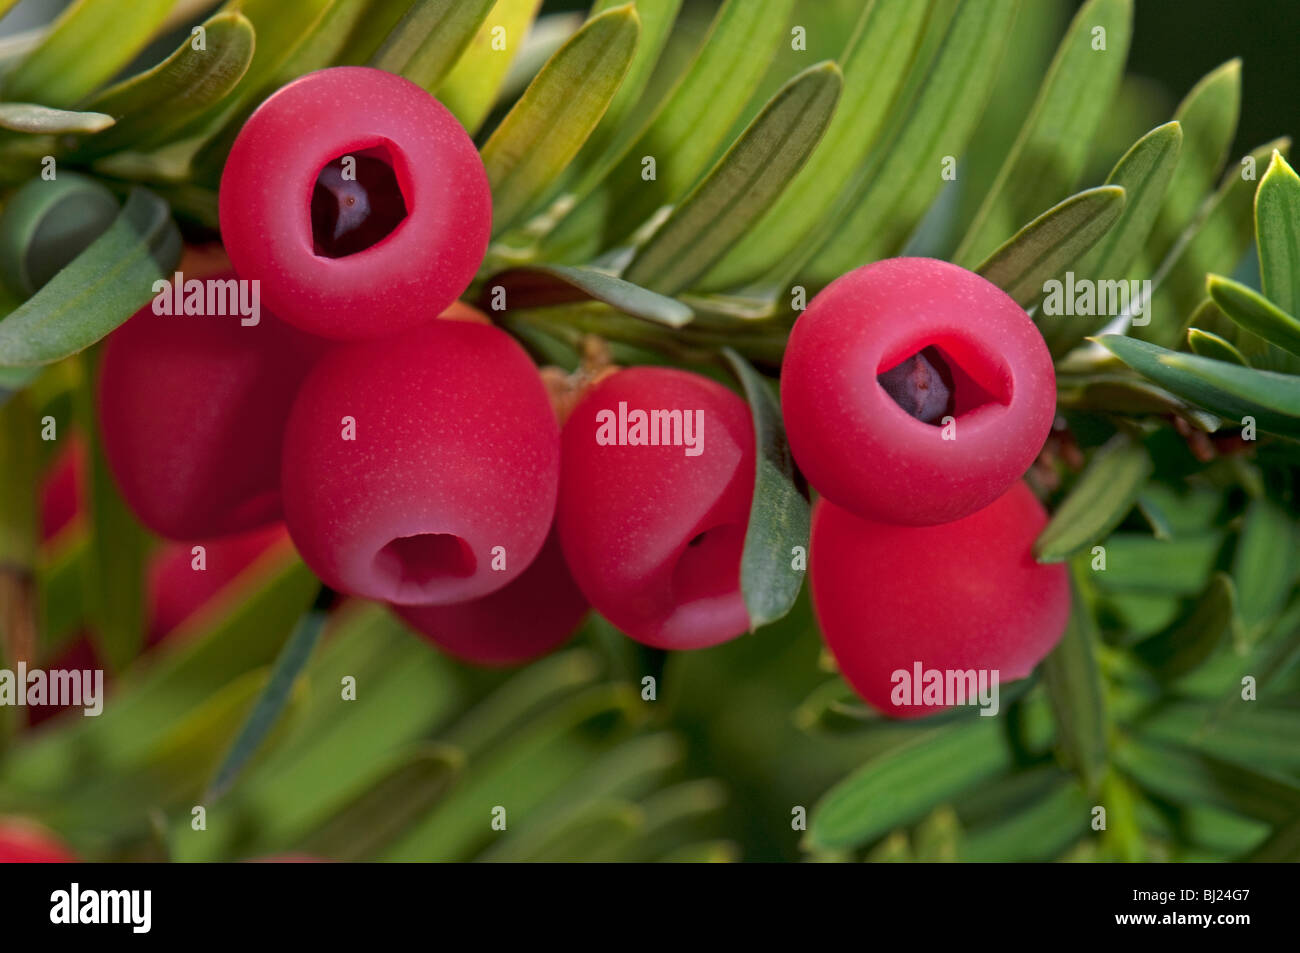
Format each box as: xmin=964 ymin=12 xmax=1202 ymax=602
xmin=1244 ymin=815 xmax=1300 ymax=861
xmin=82 ymin=387 xmax=149 ymax=673
xmin=206 ymin=596 xmax=330 ymax=802
xmin=0 ymin=391 xmax=38 ymax=570
xmin=553 ymin=0 xmax=682 ymax=204
xmin=1140 ymin=138 xmax=1289 ymax=349
xmin=624 ymin=61 xmax=842 ymax=295
xmin=1096 ymin=333 xmax=1300 ymax=436
xmin=0 ymin=188 xmax=180 ymax=367
xmin=37 ymin=536 xmax=89 ymax=651
xmin=1092 ymin=531 xmax=1224 ymax=595
xmin=0 ymin=365 xmax=40 ymax=404
xmin=1115 ymin=735 xmax=1300 ymax=825
xmin=1040 ymin=566 xmax=1108 ymax=794
xmin=1146 ymin=59 xmax=1241 ymax=267
xmin=807 ymin=718 xmax=1011 ymax=851
xmin=75 ymin=12 xmax=254 ymax=160
xmin=192 ymin=609 xmax=469 ymax=854
xmin=335 ymin=0 xmax=422 ymax=66
xmin=0 ymin=549 xmax=314 ymax=787
xmin=436 ymin=0 xmax=543 ymax=135
xmin=1056 ymin=375 xmax=1221 ymax=430
xmin=299 ymin=744 xmax=465 ymax=861
xmin=0 ymin=171 xmax=119 ymax=296
xmin=2 ymin=0 xmax=174 ymax=108
xmin=976 ymin=185 xmax=1125 ymax=309
xmin=484 ymin=799 xmax=644 ymax=862
xmin=488 ymin=264 xmax=692 ymax=327
xmin=1254 ymin=150 xmax=1300 ymax=316
xmin=955 ymin=0 xmax=1134 ymax=267
xmin=658 ymin=840 xmax=740 ymax=863
xmin=382 ymin=683 xmax=640 ymax=860
xmin=483 ymin=4 xmax=641 ymax=237
xmin=960 ymin=777 xmax=1091 ymax=862
xmin=794 ymin=678 xmax=881 ymax=735
xmin=1134 ymin=572 xmax=1236 ymax=678
xmin=0 ymin=103 xmax=112 ymax=134
xmin=1187 ymin=327 xmax=1247 ymax=365
xmin=131 ymin=667 xmax=287 ymax=808
xmin=1207 ymin=273 xmax=1300 ymax=359
xmin=697 ymin=0 xmax=932 ymax=292
xmin=185 ymin=0 xmax=358 ymax=183
xmin=1232 ymin=497 xmax=1298 ymax=637
xmin=369 ymin=0 xmax=496 ymax=92
xmin=721 ymin=349 xmax=809 ymax=631
xmin=1181 ymin=295 xmax=1237 ymax=342
xmin=541 ymin=0 xmax=796 ymax=263
xmin=805 ymin=0 xmax=1019 ymax=285
xmin=1039 ymin=122 xmax=1182 ymax=357
xmin=1084 ymin=121 xmax=1185 ymax=279
xmin=1034 ymin=432 xmax=1153 ymax=563
xmin=442 ymin=650 xmax=602 ymax=757
xmin=1136 ymin=704 xmax=1300 ymax=774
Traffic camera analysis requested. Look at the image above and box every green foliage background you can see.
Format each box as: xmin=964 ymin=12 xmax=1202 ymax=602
xmin=0 ymin=0 xmax=1297 ymax=862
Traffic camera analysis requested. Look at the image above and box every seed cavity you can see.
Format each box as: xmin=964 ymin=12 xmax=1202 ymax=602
xmin=311 ymin=147 xmax=408 ymax=258
xmin=878 ymin=347 xmax=954 ymax=423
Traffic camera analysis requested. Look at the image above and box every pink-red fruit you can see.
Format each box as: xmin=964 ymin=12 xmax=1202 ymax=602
xmin=0 ymin=819 xmax=75 ymax=862
xmin=281 ymin=319 xmax=559 ymax=605
xmin=782 ymin=257 xmax=1056 ymax=526
xmin=147 ymin=524 xmax=292 ymax=647
xmin=810 ymin=481 xmax=1070 ymax=718
xmin=98 ymin=273 xmax=323 ymax=540
xmin=395 ymin=526 xmax=587 ymax=666
xmin=219 ymin=66 xmax=491 ymax=340
xmin=40 ymin=436 xmax=85 ymax=543
xmin=557 ymin=367 xmax=755 ymax=650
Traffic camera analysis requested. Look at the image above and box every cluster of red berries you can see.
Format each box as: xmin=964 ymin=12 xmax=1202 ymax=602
xmin=96 ymin=66 xmax=756 ymax=665
xmin=95 ymin=67 xmax=1069 ymax=700
xmin=783 ymin=258 xmax=1070 ymax=716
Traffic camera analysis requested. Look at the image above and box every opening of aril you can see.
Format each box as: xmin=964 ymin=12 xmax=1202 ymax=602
xmin=311 ymin=146 xmax=408 ymax=258
xmin=374 ymin=533 xmax=475 ymax=588
xmin=877 ymin=345 xmax=1002 ymax=425
xmin=672 ymin=524 xmax=744 ymax=605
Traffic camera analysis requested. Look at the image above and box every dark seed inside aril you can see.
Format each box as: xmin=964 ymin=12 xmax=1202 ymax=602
xmin=311 ymin=154 xmax=407 ymax=258
xmin=878 ymin=347 xmax=954 ymax=424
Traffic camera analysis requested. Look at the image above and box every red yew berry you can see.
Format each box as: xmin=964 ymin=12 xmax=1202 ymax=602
xmin=98 ymin=273 xmax=325 ymax=541
xmin=557 ymin=367 xmax=755 ymax=650
xmin=782 ymin=257 xmax=1056 ymax=526
xmin=219 ymin=66 xmax=491 ymax=340
xmin=0 ymin=819 xmax=75 ymax=862
xmin=810 ymin=481 xmax=1069 ymax=718
xmin=394 ymin=526 xmax=587 ymax=666
xmin=40 ymin=436 xmax=86 ymax=543
xmin=281 ymin=319 xmax=558 ymax=605
xmin=146 ymin=524 xmax=292 ymax=647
